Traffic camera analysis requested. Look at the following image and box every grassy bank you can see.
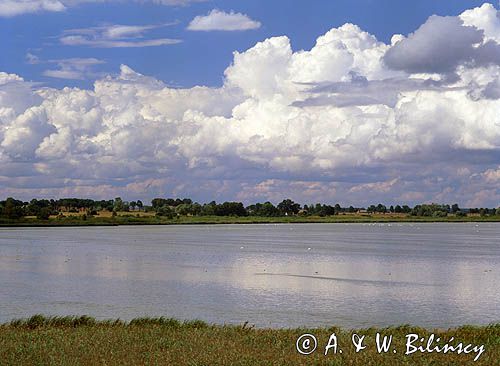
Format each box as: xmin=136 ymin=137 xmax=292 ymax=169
xmin=2 ymin=213 xmax=500 ymax=227
xmin=0 ymin=316 xmax=498 ymax=365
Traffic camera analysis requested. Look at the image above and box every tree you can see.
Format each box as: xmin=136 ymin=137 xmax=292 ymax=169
xmin=113 ymin=197 xmax=125 ymax=212
xmin=136 ymin=200 xmax=143 ymax=211
xmin=130 ymin=201 xmax=137 ymax=211
xmin=175 ymin=204 xmax=193 ymax=216
xmin=37 ymin=207 xmax=51 ymax=220
xmin=3 ymin=198 xmax=24 ymax=219
xmin=151 ymin=198 xmax=168 ymax=209
xmin=247 ymin=202 xmax=279 ymax=217
xmin=277 ymin=199 xmax=301 ymax=216
xmin=156 ymin=205 xmax=175 ymax=219
xmin=214 ymin=202 xmax=247 ymax=216
xmin=411 ymin=204 xmax=448 ymax=217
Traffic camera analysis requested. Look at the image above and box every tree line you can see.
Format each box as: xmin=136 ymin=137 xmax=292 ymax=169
xmin=1 ymin=197 xmax=500 ymax=220
xmin=0 ymin=197 xmax=142 ymax=220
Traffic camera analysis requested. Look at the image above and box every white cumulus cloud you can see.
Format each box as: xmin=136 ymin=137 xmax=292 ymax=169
xmin=0 ymin=4 xmax=499 ymax=206
xmin=187 ymin=9 xmax=261 ymax=31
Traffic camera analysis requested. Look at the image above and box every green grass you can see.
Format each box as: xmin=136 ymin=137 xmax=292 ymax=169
xmin=0 ymin=316 xmax=498 ymax=365
xmin=2 ymin=213 xmax=500 ymax=227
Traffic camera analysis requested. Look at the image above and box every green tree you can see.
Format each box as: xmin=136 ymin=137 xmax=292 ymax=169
xmin=113 ymin=197 xmax=125 ymax=212
xmin=136 ymin=200 xmax=143 ymax=211
xmin=277 ymin=199 xmax=301 ymax=216
xmin=151 ymin=198 xmax=168 ymax=209
xmin=175 ymin=204 xmax=192 ymax=216
xmin=37 ymin=207 xmax=51 ymax=220
xmin=3 ymin=198 xmax=24 ymax=219
xmin=156 ymin=205 xmax=175 ymax=219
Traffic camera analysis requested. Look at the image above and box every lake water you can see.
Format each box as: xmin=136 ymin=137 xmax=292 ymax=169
xmin=0 ymin=223 xmax=499 ymax=328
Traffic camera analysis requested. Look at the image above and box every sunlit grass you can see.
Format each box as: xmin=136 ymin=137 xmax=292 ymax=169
xmin=1 ymin=315 xmax=498 ymax=365
xmin=2 ymin=213 xmax=500 ymax=227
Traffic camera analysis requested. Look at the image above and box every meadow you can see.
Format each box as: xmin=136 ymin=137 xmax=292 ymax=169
xmin=0 ymin=316 xmax=498 ymax=365
xmin=2 ymin=212 xmax=500 ymax=227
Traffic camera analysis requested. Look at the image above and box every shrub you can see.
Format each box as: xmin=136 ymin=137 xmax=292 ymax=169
xmin=36 ymin=207 xmax=51 ymax=220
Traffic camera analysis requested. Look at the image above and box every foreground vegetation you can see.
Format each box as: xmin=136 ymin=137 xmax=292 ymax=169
xmin=0 ymin=316 xmax=498 ymax=365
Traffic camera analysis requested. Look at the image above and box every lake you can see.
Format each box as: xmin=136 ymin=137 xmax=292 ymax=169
xmin=0 ymin=223 xmax=499 ymax=328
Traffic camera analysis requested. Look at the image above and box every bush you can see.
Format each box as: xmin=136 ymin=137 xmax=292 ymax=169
xmin=156 ymin=205 xmax=174 ymax=219
xmin=432 ymin=211 xmax=447 ymax=217
xmin=36 ymin=207 xmax=51 ymax=220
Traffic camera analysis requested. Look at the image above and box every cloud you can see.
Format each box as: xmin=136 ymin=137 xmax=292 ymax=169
xmin=149 ymin=0 xmax=206 ymax=4
xmin=479 ymin=166 xmax=500 ymax=183
xmin=0 ymin=4 xmax=499 ymax=206
xmin=460 ymin=3 xmax=500 ymax=41
xmin=0 ymin=0 xmax=65 ymax=17
xmin=384 ymin=13 xmax=500 ymax=74
xmin=26 ymin=52 xmax=41 ymax=65
xmin=42 ymin=58 xmax=105 ymax=80
xmin=59 ymin=23 xmax=181 ymax=48
xmin=187 ymin=9 xmax=261 ymax=31
xmin=60 ymin=36 xmax=181 ymax=48
xmin=0 ymin=0 xmax=204 ymax=17
xmin=293 ymin=76 xmax=461 ymax=108
xmin=349 ymin=178 xmax=399 ymax=194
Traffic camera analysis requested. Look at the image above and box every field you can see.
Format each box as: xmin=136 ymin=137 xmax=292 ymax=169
xmin=0 ymin=316 xmax=498 ymax=365
xmin=2 ymin=212 xmax=500 ymax=227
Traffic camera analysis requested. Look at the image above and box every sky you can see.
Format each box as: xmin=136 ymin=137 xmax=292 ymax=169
xmin=0 ymin=0 xmax=499 ymax=207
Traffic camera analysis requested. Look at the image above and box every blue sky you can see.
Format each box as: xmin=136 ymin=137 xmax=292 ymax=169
xmin=0 ymin=1 xmax=499 ymax=206
xmin=0 ymin=0 xmax=492 ymax=88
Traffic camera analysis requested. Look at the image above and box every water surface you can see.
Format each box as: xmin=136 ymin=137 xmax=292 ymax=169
xmin=0 ymin=223 xmax=498 ymax=328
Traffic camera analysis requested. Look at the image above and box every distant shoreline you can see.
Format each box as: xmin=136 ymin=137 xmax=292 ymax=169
xmin=2 ymin=214 xmax=500 ymax=227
